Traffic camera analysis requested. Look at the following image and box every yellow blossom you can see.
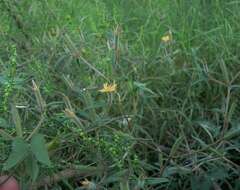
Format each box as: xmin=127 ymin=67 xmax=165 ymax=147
xmin=161 ymin=32 xmax=172 ymax=42
xmin=99 ymin=82 xmax=117 ymax=93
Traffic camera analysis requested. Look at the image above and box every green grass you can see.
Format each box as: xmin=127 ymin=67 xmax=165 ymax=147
xmin=0 ymin=0 xmax=240 ymax=189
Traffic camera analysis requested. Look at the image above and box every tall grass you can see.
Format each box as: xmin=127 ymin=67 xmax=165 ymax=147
xmin=0 ymin=0 xmax=240 ymax=189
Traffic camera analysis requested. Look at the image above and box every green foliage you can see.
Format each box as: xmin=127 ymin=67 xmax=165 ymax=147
xmin=3 ymin=137 xmax=29 ymax=170
xmin=3 ymin=134 xmax=51 ymax=181
xmin=0 ymin=0 xmax=240 ymax=189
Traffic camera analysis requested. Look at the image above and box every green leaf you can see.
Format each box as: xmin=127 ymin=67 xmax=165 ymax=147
xmin=163 ymin=166 xmax=192 ymax=177
xmin=25 ymin=154 xmax=39 ymax=182
xmin=133 ymin=81 xmax=157 ymax=95
xmin=30 ymin=133 xmax=52 ymax=166
xmin=145 ymin=177 xmax=169 ymax=185
xmin=3 ymin=137 xmax=29 ymax=170
xmin=197 ymin=121 xmax=214 ymax=142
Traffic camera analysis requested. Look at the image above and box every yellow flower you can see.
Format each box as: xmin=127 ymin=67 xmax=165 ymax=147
xmin=161 ymin=32 xmax=172 ymax=42
xmin=99 ymin=82 xmax=117 ymax=93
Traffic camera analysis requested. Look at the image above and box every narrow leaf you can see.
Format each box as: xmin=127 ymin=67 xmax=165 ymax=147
xmin=145 ymin=177 xmax=169 ymax=185
xmin=169 ymin=135 xmax=184 ymax=157
xmin=25 ymin=154 xmax=39 ymax=182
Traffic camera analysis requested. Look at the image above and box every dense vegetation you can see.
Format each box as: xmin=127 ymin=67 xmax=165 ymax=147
xmin=0 ymin=0 xmax=240 ymax=189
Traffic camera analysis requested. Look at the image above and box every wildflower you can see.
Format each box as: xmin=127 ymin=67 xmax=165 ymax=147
xmin=99 ymin=82 xmax=117 ymax=93
xmin=161 ymin=32 xmax=172 ymax=42
xmin=81 ymin=179 xmax=90 ymax=187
